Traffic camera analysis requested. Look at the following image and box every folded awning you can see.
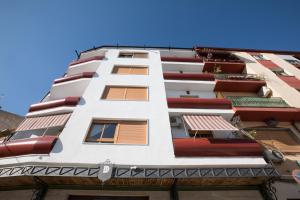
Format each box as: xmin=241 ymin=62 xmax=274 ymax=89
xmin=183 ymin=115 xmax=238 ymax=131
xmin=16 ymin=113 xmax=71 ymax=131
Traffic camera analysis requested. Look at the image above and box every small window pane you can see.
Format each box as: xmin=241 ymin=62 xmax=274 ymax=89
xmin=102 ymin=124 xmax=117 ymax=139
xmin=86 ymin=124 xmax=104 ymax=142
xmin=133 ymin=53 xmax=148 ymax=58
xmin=44 ymin=127 xmax=63 ymax=136
xmin=119 ymin=53 xmax=133 ymax=58
xmin=10 ymin=129 xmax=44 ymax=140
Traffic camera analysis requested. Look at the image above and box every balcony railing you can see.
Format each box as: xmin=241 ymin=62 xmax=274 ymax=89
xmin=214 ymin=79 xmax=266 ymax=93
xmin=29 ymin=96 xmax=80 ymax=112
xmin=69 ymin=56 xmax=104 ymax=66
xmin=0 ymin=136 xmax=57 ymax=158
xmin=173 ymin=138 xmax=263 ymax=157
xmin=234 ymin=107 xmax=300 ymax=121
xmin=54 ymin=72 xmax=95 ymax=84
xmin=215 ymin=74 xmax=264 ymax=81
xmin=227 ymin=96 xmax=290 ymax=108
xmin=161 ymin=56 xmax=202 ymax=63
xmin=163 ymin=73 xmax=215 ymax=81
xmin=202 ymin=61 xmax=245 ymax=74
xmin=203 ymin=58 xmax=244 ymax=63
xmin=167 ymin=98 xmax=232 ymax=109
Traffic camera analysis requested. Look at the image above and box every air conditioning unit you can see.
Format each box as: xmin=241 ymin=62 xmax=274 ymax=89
xmin=263 ymin=149 xmax=285 ymax=163
xmin=170 ymin=116 xmax=181 ymax=127
xmin=258 ymin=86 xmax=272 ymax=97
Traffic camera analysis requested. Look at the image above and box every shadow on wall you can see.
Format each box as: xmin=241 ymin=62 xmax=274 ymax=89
xmin=51 ymin=138 xmax=63 ymax=153
xmin=78 ymin=98 xmax=86 ymax=106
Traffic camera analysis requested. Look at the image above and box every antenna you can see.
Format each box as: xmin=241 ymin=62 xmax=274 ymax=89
xmin=75 ymin=50 xmax=80 ymax=60
xmin=0 ymin=94 xmax=4 ymax=109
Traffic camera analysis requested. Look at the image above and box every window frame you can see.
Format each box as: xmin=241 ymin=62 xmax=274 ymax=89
xmin=285 ymin=59 xmax=300 ymax=65
xmin=9 ymin=125 xmax=64 ymax=141
xmin=118 ymin=52 xmax=148 ymax=59
xmin=84 ymin=120 xmax=148 ymax=145
xmin=85 ymin=122 xmax=118 ymax=143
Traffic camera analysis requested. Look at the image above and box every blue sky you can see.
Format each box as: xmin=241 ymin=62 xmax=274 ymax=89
xmin=1 ymin=0 xmax=300 ymax=115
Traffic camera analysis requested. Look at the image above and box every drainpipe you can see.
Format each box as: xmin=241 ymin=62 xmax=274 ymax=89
xmin=170 ymin=179 xmax=178 ymax=200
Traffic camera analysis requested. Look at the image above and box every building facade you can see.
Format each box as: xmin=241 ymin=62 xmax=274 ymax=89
xmin=0 ymin=46 xmax=300 ymax=200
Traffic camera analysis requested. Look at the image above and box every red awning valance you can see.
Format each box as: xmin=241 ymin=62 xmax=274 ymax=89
xmin=183 ymin=115 xmax=238 ymax=131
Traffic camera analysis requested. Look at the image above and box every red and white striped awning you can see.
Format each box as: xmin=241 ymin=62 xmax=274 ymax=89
xmin=182 ymin=115 xmax=238 ymax=131
xmin=16 ymin=113 xmax=71 ymax=131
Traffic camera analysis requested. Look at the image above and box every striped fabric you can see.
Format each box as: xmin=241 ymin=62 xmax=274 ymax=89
xmin=182 ymin=115 xmax=238 ymax=131
xmin=16 ymin=113 xmax=71 ymax=131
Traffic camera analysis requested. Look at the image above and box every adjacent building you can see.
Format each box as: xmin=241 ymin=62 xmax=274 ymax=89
xmin=0 ymin=45 xmax=300 ymax=200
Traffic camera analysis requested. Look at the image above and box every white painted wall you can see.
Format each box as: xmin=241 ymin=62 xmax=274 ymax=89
xmin=50 ymin=78 xmax=92 ymax=100
xmin=67 ymin=60 xmax=101 ymax=76
xmin=162 ymin=62 xmax=204 ymax=73
xmin=166 ymin=90 xmax=215 ymax=98
xmin=0 ymin=49 xmax=267 ymax=167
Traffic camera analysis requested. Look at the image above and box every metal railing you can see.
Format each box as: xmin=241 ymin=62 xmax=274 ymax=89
xmin=226 ymin=96 xmax=290 ymax=107
xmin=215 ymin=74 xmax=265 ymax=81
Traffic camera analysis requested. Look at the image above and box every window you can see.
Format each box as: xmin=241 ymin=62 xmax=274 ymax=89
xmin=119 ymin=52 xmax=148 ymax=59
xmin=252 ymin=54 xmax=268 ymax=60
xmin=10 ymin=126 xmax=63 ymax=141
xmin=285 ymin=59 xmax=300 ymax=66
xmin=273 ymin=71 xmax=291 ymax=76
xmin=112 ymin=66 xmax=148 ymax=75
xmin=102 ymin=86 xmax=148 ymax=101
xmin=85 ymin=120 xmax=147 ymax=144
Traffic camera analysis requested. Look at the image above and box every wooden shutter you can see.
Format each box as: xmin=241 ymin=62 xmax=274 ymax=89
xmin=255 ymin=130 xmax=300 ymax=153
xmin=102 ymin=87 xmax=126 ymax=100
xmin=131 ymin=67 xmax=148 ymax=75
xmin=112 ymin=67 xmax=131 ymax=74
xmin=116 ymin=121 xmax=147 ymax=144
xmin=133 ymin=53 xmax=148 ymax=58
xmin=113 ymin=66 xmax=148 ymax=75
xmin=125 ymin=87 xmax=148 ymax=100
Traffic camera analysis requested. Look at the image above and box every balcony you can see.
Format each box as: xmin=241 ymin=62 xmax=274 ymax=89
xmin=234 ymin=107 xmax=300 ymax=121
xmin=67 ymin=56 xmax=103 ymax=76
xmin=69 ymin=56 xmax=104 ymax=66
xmin=214 ymin=79 xmax=266 ymax=93
xmin=161 ymin=56 xmax=202 ymax=63
xmin=29 ymin=96 xmax=80 ymax=113
xmin=167 ymin=98 xmax=232 ymax=109
xmin=54 ymin=72 xmax=95 ymax=84
xmin=227 ymin=96 xmax=290 ymax=108
xmin=163 ymin=73 xmax=215 ymax=81
xmin=173 ymin=138 xmax=263 ymax=157
xmin=50 ymin=73 xmax=94 ymax=100
xmin=202 ymin=61 xmax=245 ymax=74
xmin=215 ymin=74 xmax=264 ymax=81
xmin=0 ymin=136 xmax=57 ymax=158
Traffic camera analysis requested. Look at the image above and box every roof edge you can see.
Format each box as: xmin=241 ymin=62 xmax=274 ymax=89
xmin=79 ymin=44 xmax=300 ymax=56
